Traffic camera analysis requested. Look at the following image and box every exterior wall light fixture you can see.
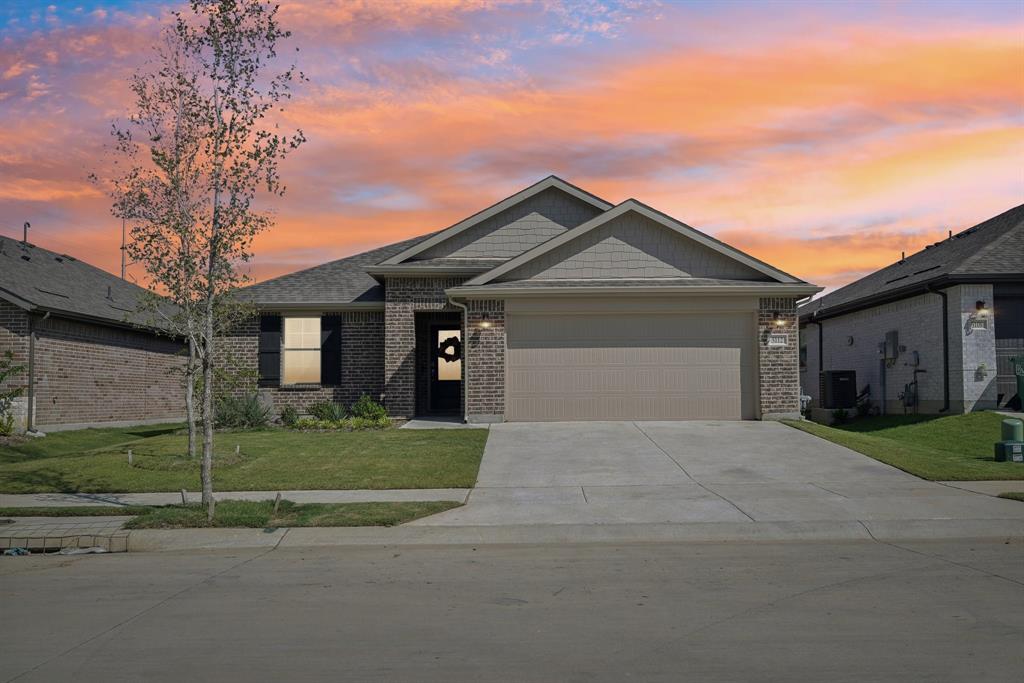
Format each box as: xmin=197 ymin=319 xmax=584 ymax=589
xmin=773 ymin=311 xmax=786 ymax=327
xmin=479 ymin=312 xmax=493 ymax=329
xmin=976 ymin=300 xmax=989 ymax=315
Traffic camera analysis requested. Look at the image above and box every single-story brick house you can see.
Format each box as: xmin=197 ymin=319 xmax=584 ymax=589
xmin=229 ymin=176 xmax=820 ymax=423
xmin=0 ymin=235 xmax=186 ymax=432
xmin=799 ymin=204 xmax=1024 ymax=415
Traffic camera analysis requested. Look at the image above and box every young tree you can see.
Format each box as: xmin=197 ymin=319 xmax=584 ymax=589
xmin=106 ymin=0 xmax=305 ymax=519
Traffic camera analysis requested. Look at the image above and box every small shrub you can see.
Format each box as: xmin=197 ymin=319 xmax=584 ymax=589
xmin=215 ymin=393 xmax=270 ymax=429
xmin=347 ymin=415 xmax=391 ymax=430
xmin=294 ymin=416 xmax=391 ymax=431
xmin=308 ymin=401 xmax=346 ymax=421
xmin=831 ymin=408 xmax=849 ymax=425
xmin=279 ymin=405 xmax=299 ymax=427
xmin=349 ymin=394 xmax=388 ymax=421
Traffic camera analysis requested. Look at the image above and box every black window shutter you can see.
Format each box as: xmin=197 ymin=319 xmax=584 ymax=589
xmin=321 ymin=315 xmax=342 ymax=386
xmin=258 ymin=315 xmax=281 ymax=387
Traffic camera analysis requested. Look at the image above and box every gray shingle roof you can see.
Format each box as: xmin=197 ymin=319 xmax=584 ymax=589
xmin=800 ymin=204 xmax=1024 ymax=320
xmin=238 ymin=233 xmax=434 ymax=305
xmin=0 ymin=235 xmax=173 ymax=329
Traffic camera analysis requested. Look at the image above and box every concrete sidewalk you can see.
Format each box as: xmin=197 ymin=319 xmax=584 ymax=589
xmin=0 ymin=488 xmax=470 ymax=508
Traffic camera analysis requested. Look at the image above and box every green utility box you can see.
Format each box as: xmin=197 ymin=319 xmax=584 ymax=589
xmin=995 ymin=418 xmax=1024 ymax=463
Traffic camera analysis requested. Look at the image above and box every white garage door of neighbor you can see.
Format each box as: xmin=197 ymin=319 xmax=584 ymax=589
xmin=505 ymin=311 xmax=756 ymax=421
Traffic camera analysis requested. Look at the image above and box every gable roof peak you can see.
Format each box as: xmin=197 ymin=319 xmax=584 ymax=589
xmin=378 ymin=174 xmax=613 ymax=266
xmin=462 ymin=198 xmax=806 ymax=287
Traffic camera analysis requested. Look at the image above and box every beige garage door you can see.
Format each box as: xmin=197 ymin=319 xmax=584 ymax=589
xmin=505 ymin=311 xmax=756 ymax=421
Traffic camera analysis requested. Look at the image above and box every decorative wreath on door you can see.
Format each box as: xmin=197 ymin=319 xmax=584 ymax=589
xmin=438 ymin=336 xmax=462 ymax=363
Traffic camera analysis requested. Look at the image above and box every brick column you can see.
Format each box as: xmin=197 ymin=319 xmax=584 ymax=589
xmin=383 ymin=277 xmax=466 ymax=418
xmin=465 ymin=300 xmax=505 ymax=423
xmin=758 ymin=297 xmax=801 ymax=419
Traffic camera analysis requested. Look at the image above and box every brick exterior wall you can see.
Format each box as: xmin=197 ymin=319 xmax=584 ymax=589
xmin=465 ymin=300 xmax=505 ymax=422
xmin=384 ymin=277 xmax=467 ymax=418
xmin=0 ymin=300 xmax=31 ymax=431
xmin=800 ymin=285 xmax=999 ymax=415
xmin=758 ymin=297 xmax=800 ymax=418
xmin=31 ymin=315 xmax=185 ymax=430
xmin=948 ymin=284 xmax=998 ymax=412
xmin=217 ymin=310 xmax=385 ymax=415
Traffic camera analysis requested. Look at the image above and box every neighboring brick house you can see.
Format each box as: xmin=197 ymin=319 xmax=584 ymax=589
xmin=0 ymin=235 xmax=186 ymax=432
xmin=799 ymin=204 xmax=1024 ymax=416
xmin=230 ymin=176 xmax=820 ymax=422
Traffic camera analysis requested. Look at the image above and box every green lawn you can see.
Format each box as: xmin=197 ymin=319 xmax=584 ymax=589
xmin=784 ymin=412 xmax=1024 ymax=481
xmin=0 ymin=428 xmax=488 ymax=493
xmin=0 ymin=423 xmax=184 ymax=462
xmin=0 ymin=500 xmax=461 ymax=527
xmin=999 ymin=492 xmax=1024 ymax=503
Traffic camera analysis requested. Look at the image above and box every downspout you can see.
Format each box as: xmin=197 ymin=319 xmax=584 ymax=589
xmin=447 ymin=296 xmax=470 ymax=424
xmin=928 ymin=284 xmax=951 ymax=413
xmin=26 ymin=314 xmax=35 ymax=433
xmin=26 ymin=311 xmax=49 ymax=433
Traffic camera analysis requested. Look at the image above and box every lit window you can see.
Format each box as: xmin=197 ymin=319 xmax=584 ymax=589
xmin=283 ymin=317 xmax=320 ymax=384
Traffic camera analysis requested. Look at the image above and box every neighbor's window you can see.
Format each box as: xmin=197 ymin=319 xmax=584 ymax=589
xmin=283 ymin=317 xmax=321 ymax=384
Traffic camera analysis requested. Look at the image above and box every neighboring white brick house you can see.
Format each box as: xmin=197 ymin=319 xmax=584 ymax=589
xmin=800 ymin=204 xmax=1024 ymax=415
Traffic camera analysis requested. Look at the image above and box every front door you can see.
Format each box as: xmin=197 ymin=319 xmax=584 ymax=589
xmin=429 ymin=326 xmax=462 ymax=413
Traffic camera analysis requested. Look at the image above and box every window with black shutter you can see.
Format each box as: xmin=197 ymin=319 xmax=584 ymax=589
xmin=321 ymin=315 xmax=342 ymax=386
xmin=258 ymin=315 xmax=281 ymax=387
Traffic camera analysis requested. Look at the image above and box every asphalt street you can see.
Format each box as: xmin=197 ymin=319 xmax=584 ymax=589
xmin=2 ymin=538 xmax=1023 ymax=682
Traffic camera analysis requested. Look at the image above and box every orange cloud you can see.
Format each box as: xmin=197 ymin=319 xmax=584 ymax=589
xmin=1 ymin=4 xmax=1021 ymax=292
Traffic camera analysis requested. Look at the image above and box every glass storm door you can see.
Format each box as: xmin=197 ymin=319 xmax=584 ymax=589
xmin=430 ymin=327 xmax=462 ymax=412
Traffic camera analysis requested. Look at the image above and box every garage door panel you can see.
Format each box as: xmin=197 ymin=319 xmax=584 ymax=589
xmin=506 ymin=311 xmax=755 ymax=421
xmin=510 ymin=346 xmax=743 ymax=367
xmin=506 ymin=394 xmax=743 ymax=421
xmin=508 ymin=365 xmax=742 ymax=394
xmin=511 ymin=312 xmax=751 ymax=343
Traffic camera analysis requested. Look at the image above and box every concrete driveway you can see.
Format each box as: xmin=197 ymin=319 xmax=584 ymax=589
xmin=412 ymin=421 xmax=1024 ymax=527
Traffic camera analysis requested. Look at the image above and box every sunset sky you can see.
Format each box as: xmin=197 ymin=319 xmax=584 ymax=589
xmin=1 ymin=0 xmax=1022 ymax=294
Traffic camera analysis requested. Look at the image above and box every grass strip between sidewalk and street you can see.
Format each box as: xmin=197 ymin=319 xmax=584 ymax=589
xmin=999 ymin=492 xmax=1024 ymax=502
xmin=0 ymin=506 xmax=152 ymax=517
xmin=0 ymin=500 xmax=462 ymax=528
xmin=123 ymin=500 xmax=462 ymax=528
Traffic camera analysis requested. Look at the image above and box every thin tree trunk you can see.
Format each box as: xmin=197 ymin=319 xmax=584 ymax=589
xmin=185 ymin=337 xmax=197 ymax=459
xmin=200 ymin=318 xmax=215 ymax=519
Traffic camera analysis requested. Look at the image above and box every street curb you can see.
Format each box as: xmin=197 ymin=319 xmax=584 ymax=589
xmin=125 ymin=518 xmax=1024 ymax=552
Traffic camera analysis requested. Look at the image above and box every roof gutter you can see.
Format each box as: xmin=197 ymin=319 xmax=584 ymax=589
xmin=447 ymin=284 xmax=823 ymax=298
xmin=799 ymin=273 xmax=1023 ymax=323
xmin=248 ymin=302 xmax=385 ymax=313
